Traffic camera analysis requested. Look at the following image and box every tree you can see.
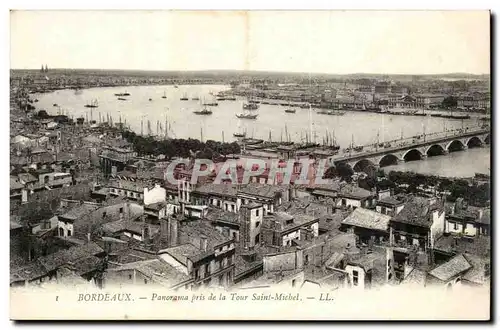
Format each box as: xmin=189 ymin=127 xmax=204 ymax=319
xmin=442 ymin=96 xmax=458 ymax=108
xmin=324 ymin=162 xmax=354 ymax=183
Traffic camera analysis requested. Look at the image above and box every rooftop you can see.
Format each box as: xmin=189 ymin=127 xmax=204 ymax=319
xmin=37 ymin=242 xmax=104 ymax=273
xmin=391 ymin=197 xmax=442 ymax=228
xmin=428 ymin=254 xmax=472 ymax=282
xmin=110 ymin=258 xmax=190 ymax=286
xmin=160 ymin=243 xmax=201 ymax=266
xmin=59 ymin=204 xmax=99 ymax=221
xmin=179 ymin=219 xmax=232 ymax=249
xmin=377 ymin=196 xmax=405 ymax=206
xmin=205 ymin=207 xmax=239 ymax=224
xmin=108 ymin=179 xmax=150 ymax=193
xmin=341 ymin=208 xmax=391 ymax=232
xmin=338 ymin=184 xmax=374 ymax=200
xmin=434 ymin=235 xmax=490 ymax=258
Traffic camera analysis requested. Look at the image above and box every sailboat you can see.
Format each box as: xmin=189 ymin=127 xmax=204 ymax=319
xmin=284 ymin=99 xmax=296 ymax=113
xmin=192 ymin=95 xmax=200 ymax=101
xmin=233 ymin=121 xmax=246 ymax=138
xmin=346 ymin=134 xmax=363 ymax=152
xmin=84 ymin=99 xmax=98 ymax=108
xmin=180 ymin=93 xmax=189 ymax=101
xmin=203 ymin=96 xmax=218 ymax=106
xmin=162 ymin=91 xmax=167 ymax=99
xmin=193 ymin=100 xmax=213 ymax=115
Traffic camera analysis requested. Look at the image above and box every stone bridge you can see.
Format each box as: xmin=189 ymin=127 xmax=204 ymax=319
xmin=329 ymin=128 xmax=490 ymax=174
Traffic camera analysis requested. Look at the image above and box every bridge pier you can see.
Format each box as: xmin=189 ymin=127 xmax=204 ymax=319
xmin=443 ymin=150 xmax=449 ymax=155
xmin=397 ymin=159 xmax=405 ymax=164
xmin=463 ymin=145 xmax=469 ymax=150
xmin=421 ymin=155 xmax=428 ymax=160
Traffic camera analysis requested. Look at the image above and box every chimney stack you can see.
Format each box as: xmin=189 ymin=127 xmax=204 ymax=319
xmin=160 ymin=217 xmax=170 ymax=246
xmin=169 ymin=216 xmax=178 ymax=247
xmin=200 ymin=235 xmax=208 ymax=252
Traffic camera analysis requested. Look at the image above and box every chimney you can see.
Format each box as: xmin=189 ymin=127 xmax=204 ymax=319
xmin=169 ymin=216 xmax=178 ymax=247
xmin=160 ymin=217 xmax=170 ymax=246
xmin=200 ymin=235 xmax=208 ymax=252
xmin=299 ymin=227 xmax=308 ymax=241
xmin=87 ymin=232 xmax=91 ymax=242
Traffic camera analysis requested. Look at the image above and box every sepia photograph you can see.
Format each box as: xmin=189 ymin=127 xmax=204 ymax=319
xmin=8 ymin=9 xmax=491 ymax=320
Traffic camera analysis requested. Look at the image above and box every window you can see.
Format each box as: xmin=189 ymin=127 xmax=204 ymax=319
xmin=67 ymin=229 xmax=72 ymax=236
xmin=232 ymin=232 xmax=237 ymax=241
xmin=255 ymin=234 xmax=260 ymax=244
xmin=128 ymin=274 xmax=132 ymax=280
xmin=255 ymin=221 xmax=261 ymax=228
xmin=305 ymin=255 xmax=309 ymax=265
xmin=342 ymin=199 xmax=347 ymax=206
xmin=219 ymin=275 xmax=224 ymax=286
xmin=353 ymin=270 xmax=359 ymax=286
xmin=231 ymin=205 xmax=235 ymax=212
xmin=256 ymin=209 xmax=260 ymax=217
xmin=119 ymin=207 xmax=124 ymax=214
xmin=144 ymin=279 xmax=148 ymax=284
xmin=195 ymin=269 xmax=199 ymax=280
xmin=102 ymin=212 xmax=107 ymax=219
xmin=453 ymin=222 xmax=458 ymax=230
xmin=59 ymin=228 xmax=64 ymax=237
xmin=205 ymin=264 xmax=210 ymax=276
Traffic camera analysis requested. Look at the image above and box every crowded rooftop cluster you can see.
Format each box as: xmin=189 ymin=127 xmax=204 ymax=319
xmin=9 ymin=74 xmax=490 ymax=293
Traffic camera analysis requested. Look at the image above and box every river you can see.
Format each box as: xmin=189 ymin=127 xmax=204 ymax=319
xmin=33 ymin=85 xmax=490 ymax=178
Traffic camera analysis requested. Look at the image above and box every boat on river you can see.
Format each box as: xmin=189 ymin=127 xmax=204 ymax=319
xmin=84 ymin=99 xmax=99 ymax=108
xmin=236 ymin=112 xmax=258 ymax=120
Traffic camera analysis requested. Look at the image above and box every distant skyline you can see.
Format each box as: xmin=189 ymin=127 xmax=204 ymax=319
xmin=10 ymin=10 xmax=490 ymax=75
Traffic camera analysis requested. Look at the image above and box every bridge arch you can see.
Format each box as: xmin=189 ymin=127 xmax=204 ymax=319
xmin=402 ymin=149 xmax=424 ymax=162
xmin=484 ymin=134 xmax=490 ymax=145
xmin=352 ymin=159 xmax=378 ymax=176
xmin=425 ymin=144 xmax=446 ymax=157
xmin=446 ymin=140 xmax=466 ymax=152
xmin=378 ymin=154 xmax=400 ymax=167
xmin=465 ymin=136 xmax=483 ymax=148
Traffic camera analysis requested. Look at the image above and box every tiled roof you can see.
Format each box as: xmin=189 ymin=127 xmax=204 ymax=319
xmin=108 ymin=179 xmax=149 ymax=192
xmin=401 ymin=268 xmax=427 ymax=286
xmin=179 ymin=220 xmax=232 ymax=248
xmin=18 ymin=172 xmax=37 ymax=183
xmin=434 ymin=235 xmax=490 ymax=258
xmin=160 ymin=243 xmax=201 ymax=266
xmin=342 ymin=208 xmax=391 ymax=232
xmin=338 ymin=184 xmax=373 ymax=200
xmin=348 ymin=253 xmax=380 ymax=271
xmin=194 ymin=183 xmax=238 ymax=197
xmin=378 ymin=196 xmax=405 ymax=206
xmin=429 ymin=254 xmax=472 ymax=282
xmin=60 ymin=204 xmax=99 ymax=221
xmin=144 ymin=201 xmax=167 ymax=211
xmin=205 ymin=207 xmax=239 ymax=224
xmin=462 ymin=253 xmax=489 ymax=285
xmin=10 ymin=177 xmax=24 ymax=190
xmin=110 ymin=259 xmax=190 ymax=286
xmin=10 ymin=260 xmax=47 ymax=284
xmin=38 ymin=242 xmax=104 ymax=272
xmin=391 ymin=197 xmax=437 ymax=228
xmin=238 ymin=183 xmax=285 ymax=199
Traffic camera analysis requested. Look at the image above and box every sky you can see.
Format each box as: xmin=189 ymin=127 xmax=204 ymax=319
xmin=10 ymin=10 xmax=490 ymax=74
